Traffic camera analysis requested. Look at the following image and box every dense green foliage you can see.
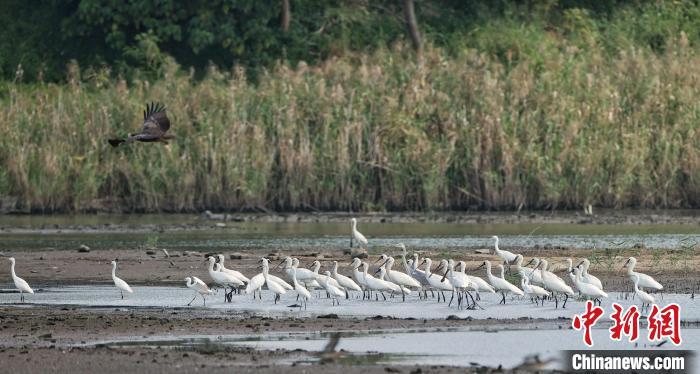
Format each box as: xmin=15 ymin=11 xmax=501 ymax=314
xmin=5 ymin=1 xmax=700 ymax=81
xmin=2 ymin=1 xmax=700 ymax=212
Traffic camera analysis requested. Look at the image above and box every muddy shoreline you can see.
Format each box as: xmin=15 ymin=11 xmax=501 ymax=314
xmin=0 ymin=306 xmax=563 ymax=373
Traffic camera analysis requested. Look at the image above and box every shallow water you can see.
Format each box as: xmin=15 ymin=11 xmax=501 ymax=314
xmin=90 ymin=327 xmax=700 ymax=369
xmin=1 ymin=285 xmax=698 ymax=321
xmin=1 ymin=221 xmax=699 ymax=251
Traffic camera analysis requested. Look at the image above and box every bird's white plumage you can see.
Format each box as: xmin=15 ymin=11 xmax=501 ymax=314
xmin=631 ymin=274 xmax=655 ymax=306
xmin=111 ymin=260 xmax=133 ymax=294
xmin=492 ymin=235 xmax=518 ymax=263
xmin=578 ymin=258 xmax=603 ymax=290
xmin=482 ymin=260 xmax=523 ymax=296
xmin=217 ymin=254 xmax=249 ymax=283
xmin=625 ymin=257 xmax=662 ymax=290
xmin=572 ymin=268 xmax=607 ymax=299
xmin=521 ymin=277 xmax=550 ymax=298
xmin=331 ymin=261 xmax=362 ymax=292
xmin=351 ymin=218 xmax=368 ymax=246
xmin=537 ymin=259 xmax=574 ymax=296
xmin=9 ymin=258 xmax=33 ymax=297
xmin=422 ymin=258 xmax=453 ymax=291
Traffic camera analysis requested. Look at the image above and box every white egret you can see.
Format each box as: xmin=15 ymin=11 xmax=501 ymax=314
xmin=623 ymin=257 xmax=663 ymax=291
xmin=631 ymin=273 xmax=655 ymax=308
xmin=572 ymin=267 xmax=607 ymax=305
xmin=111 ymin=260 xmax=133 ymax=299
xmin=350 ymin=218 xmax=368 ymax=249
xmin=534 ymin=259 xmax=574 ymax=308
xmin=492 ymin=236 xmax=518 ymax=272
xmin=330 ymin=261 xmax=362 ymax=298
xmin=309 ymin=260 xmax=342 ymax=289
xmin=477 ymin=260 xmax=523 ymax=304
xmin=290 ymin=258 xmax=321 ymax=289
xmin=185 ymin=276 xmax=213 ymax=306
xmin=8 ymin=258 xmax=33 ymax=303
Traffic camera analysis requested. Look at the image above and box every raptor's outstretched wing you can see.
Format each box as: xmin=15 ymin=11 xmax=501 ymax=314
xmin=141 ymin=102 xmax=170 ymax=136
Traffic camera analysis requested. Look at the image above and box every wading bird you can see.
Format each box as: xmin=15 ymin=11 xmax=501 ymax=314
xmin=533 ymin=259 xmax=574 ymax=308
xmin=111 ymin=260 xmax=133 ymax=299
xmin=420 ymin=258 xmax=453 ymax=302
xmin=108 ymin=102 xmax=174 ymax=146
xmin=217 ymin=254 xmax=249 ymax=287
xmin=207 ymin=257 xmax=244 ymax=302
xmin=571 ymin=267 xmax=607 ymax=305
xmin=631 ymin=273 xmax=655 ymax=309
xmin=623 ymin=257 xmax=663 ymax=291
xmin=261 ymin=258 xmax=287 ymax=304
xmin=184 ymin=276 xmax=213 ymax=306
xmin=478 ymin=260 xmax=523 ymax=304
xmin=350 ymin=218 xmax=368 ymax=249
xmin=8 ymin=258 xmax=33 ymax=302
xmin=330 ymin=261 xmax=362 ymax=298
xmin=577 ymin=258 xmax=603 ymax=290
xmin=292 ymin=268 xmax=311 ymax=310
xmin=492 ymin=236 xmax=518 ymax=273
xmin=521 ymin=277 xmax=549 ymax=306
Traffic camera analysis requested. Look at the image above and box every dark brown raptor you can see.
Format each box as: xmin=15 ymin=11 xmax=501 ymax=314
xmin=108 ymin=102 xmax=174 ymax=147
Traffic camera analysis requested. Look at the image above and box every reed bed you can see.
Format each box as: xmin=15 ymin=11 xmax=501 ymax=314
xmin=1 ymin=39 xmax=700 ymax=213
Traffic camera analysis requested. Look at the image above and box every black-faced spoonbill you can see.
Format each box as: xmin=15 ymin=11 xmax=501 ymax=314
xmin=320 ymin=271 xmax=346 ymax=305
xmin=571 ymin=267 xmax=607 ymax=305
xmin=477 ymin=260 xmax=523 ymax=304
xmin=623 ymin=257 xmax=663 ymax=291
xmin=8 ymin=258 xmax=33 ymax=302
xmin=330 ymin=261 xmax=362 ymax=298
xmin=577 ymin=258 xmax=603 ymax=290
xmin=216 ymin=254 xmax=250 ymax=288
xmin=420 ymin=258 xmax=453 ymax=302
xmin=185 ymin=276 xmax=213 ymax=306
xmin=110 ymin=260 xmax=133 ymax=299
xmin=261 ymin=258 xmax=287 ymax=304
xmin=207 ymin=256 xmax=243 ymax=302
xmin=533 ymin=259 xmax=574 ymax=308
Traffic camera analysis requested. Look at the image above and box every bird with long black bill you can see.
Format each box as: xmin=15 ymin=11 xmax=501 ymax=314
xmin=108 ymin=102 xmax=174 ymax=146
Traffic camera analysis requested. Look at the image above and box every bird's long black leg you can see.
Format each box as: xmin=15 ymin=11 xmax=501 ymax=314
xmin=563 ymin=294 xmax=568 ymax=309
xmin=121 ymin=291 xmax=124 ymax=300
xmin=187 ymin=295 xmax=196 ymax=306
xmin=382 ymin=292 xmax=387 ymax=301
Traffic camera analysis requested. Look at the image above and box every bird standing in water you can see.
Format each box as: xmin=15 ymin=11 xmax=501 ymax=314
xmin=108 ymin=102 xmax=174 ymax=146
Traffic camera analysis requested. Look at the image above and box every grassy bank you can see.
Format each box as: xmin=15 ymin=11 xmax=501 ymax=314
xmin=1 ymin=37 xmax=700 ymax=213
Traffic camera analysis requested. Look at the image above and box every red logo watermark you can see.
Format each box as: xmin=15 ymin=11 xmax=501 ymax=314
xmin=572 ymin=301 xmax=682 ymax=346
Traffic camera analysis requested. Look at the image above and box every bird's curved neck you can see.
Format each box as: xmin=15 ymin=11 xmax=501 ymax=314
xmin=10 ymin=261 xmax=16 ymax=278
xmin=112 ymin=263 xmax=117 ymax=278
xmin=494 ymin=238 xmax=500 ymax=252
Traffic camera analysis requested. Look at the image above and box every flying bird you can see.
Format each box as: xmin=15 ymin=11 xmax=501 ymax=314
xmin=108 ymin=102 xmax=173 ymax=147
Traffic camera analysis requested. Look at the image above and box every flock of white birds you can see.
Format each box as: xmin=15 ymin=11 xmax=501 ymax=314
xmin=5 ymin=219 xmax=664 ymax=310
